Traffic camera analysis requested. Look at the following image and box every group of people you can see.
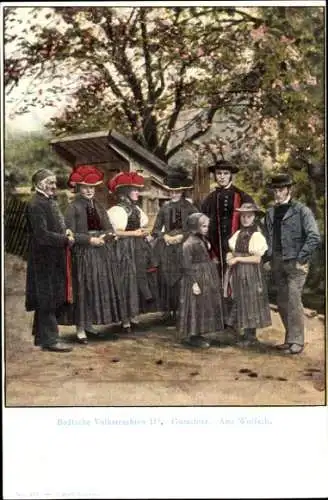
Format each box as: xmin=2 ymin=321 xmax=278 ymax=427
xmin=25 ymin=159 xmax=321 ymax=356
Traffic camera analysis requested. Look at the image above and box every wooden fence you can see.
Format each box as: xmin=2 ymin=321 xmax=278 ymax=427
xmin=4 ymin=196 xmax=29 ymax=260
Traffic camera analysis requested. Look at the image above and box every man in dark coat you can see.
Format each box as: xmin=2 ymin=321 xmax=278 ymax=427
xmin=263 ymin=173 xmax=321 ymax=355
xmin=201 ymin=160 xmax=255 ymax=286
xmin=25 ymin=169 xmax=74 ymax=352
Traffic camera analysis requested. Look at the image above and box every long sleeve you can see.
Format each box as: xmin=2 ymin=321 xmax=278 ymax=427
xmin=200 ymin=195 xmax=211 ymax=217
xmin=151 ymin=207 xmax=165 ymax=237
xmin=27 ymin=203 xmax=68 ymax=247
xmin=96 ymin=202 xmax=114 ymax=232
xmin=182 ymin=240 xmax=197 ymax=282
xmin=65 ymin=204 xmax=90 ymax=246
xmin=297 ymin=206 xmax=321 ymax=263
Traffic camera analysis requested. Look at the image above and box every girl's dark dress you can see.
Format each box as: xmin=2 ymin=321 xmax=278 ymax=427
xmin=178 ymin=233 xmax=224 ymax=339
xmin=224 ymin=227 xmax=271 ymax=329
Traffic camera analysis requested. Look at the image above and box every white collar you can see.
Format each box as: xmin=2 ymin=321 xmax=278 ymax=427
xmin=36 ymin=188 xmax=50 ymax=198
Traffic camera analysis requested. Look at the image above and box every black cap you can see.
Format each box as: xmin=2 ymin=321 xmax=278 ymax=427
xmin=164 ymin=166 xmax=193 ymax=190
xmin=266 ymin=173 xmax=294 ymax=188
xmin=208 ymin=160 xmax=239 ymax=174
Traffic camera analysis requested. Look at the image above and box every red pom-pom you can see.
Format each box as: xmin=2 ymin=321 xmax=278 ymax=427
xmin=68 ymin=165 xmax=104 ymax=187
xmin=107 ymin=171 xmax=144 ymax=192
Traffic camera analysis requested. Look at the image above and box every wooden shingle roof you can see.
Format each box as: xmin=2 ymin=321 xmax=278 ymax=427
xmin=50 ymin=129 xmax=168 ymax=178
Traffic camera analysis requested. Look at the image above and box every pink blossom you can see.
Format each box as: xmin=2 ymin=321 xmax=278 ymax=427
xmin=160 ymin=19 xmax=171 ymax=27
xmin=280 ymin=35 xmax=296 ymax=44
xmin=291 ymin=80 xmax=300 ymax=91
xmin=272 ymin=79 xmax=284 ymax=89
xmin=306 ymin=75 xmax=317 ymax=86
xmin=250 ymin=25 xmax=268 ymax=41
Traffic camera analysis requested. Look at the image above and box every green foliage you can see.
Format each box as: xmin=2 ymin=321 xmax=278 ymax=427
xmin=4 ymin=132 xmax=71 ymax=191
xmin=5 ymin=6 xmax=323 ymax=164
xmin=5 ymin=6 xmax=324 ymax=231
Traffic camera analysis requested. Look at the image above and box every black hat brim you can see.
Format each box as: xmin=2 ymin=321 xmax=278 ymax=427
xmin=208 ymin=165 xmax=239 ymax=174
xmin=266 ymin=181 xmax=294 ymax=189
xmin=164 ymin=181 xmax=193 ymax=190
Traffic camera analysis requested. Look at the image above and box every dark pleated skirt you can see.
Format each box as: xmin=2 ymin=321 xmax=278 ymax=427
xmin=114 ymin=237 xmax=160 ymax=320
xmin=58 ymin=242 xmax=121 ymax=327
xmin=114 ymin=238 xmax=139 ymax=322
xmin=226 ymin=263 xmax=272 ymax=329
xmin=154 ymin=238 xmax=183 ymax=312
xmin=178 ymin=261 xmax=224 ymax=339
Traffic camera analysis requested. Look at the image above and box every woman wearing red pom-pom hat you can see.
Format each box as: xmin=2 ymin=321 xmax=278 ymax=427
xmin=62 ymin=165 xmax=122 ymax=344
xmin=107 ymin=171 xmax=159 ymax=333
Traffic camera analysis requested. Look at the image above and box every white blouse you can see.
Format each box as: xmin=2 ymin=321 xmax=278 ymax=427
xmin=107 ymin=205 xmax=149 ymax=231
xmin=228 ymin=230 xmax=268 ymax=257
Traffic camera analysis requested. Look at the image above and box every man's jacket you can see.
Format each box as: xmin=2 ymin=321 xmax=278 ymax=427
xmin=263 ymin=200 xmax=321 ymax=263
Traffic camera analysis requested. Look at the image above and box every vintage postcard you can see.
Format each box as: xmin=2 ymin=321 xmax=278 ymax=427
xmin=2 ymin=2 xmax=327 ymax=498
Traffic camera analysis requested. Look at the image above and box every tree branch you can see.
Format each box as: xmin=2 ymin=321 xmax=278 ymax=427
xmin=166 ymin=94 xmax=230 ymax=160
xmin=140 ymin=9 xmax=155 ymax=103
xmin=93 ymin=62 xmax=139 ymax=130
xmin=158 ymin=63 xmax=188 ymax=155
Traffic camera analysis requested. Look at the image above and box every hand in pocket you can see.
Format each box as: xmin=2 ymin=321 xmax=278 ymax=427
xmin=295 ymin=261 xmax=309 ymax=273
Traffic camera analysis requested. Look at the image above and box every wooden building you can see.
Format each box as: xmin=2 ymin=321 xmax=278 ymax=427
xmin=50 ymin=129 xmax=171 ymax=226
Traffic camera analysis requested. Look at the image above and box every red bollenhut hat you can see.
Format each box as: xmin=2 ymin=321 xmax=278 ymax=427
xmin=108 ymin=171 xmax=145 ymax=193
xmin=68 ymin=165 xmax=104 ymax=187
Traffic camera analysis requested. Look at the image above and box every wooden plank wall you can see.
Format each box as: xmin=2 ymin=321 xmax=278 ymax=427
xmin=4 ymin=197 xmax=29 ymax=260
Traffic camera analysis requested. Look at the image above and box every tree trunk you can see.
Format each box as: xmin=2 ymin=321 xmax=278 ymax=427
xmin=192 ymin=162 xmax=210 ymax=207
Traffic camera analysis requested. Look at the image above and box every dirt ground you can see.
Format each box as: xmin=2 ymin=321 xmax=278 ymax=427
xmin=4 ymin=254 xmax=327 ymax=407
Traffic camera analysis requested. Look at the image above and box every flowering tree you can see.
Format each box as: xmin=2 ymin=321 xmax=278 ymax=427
xmin=5 ymin=1 xmax=324 ymax=209
xmin=5 ymin=6 xmax=323 ymax=166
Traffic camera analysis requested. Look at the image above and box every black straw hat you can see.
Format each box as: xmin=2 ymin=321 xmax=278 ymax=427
xmin=164 ymin=166 xmax=193 ymax=190
xmin=266 ymin=173 xmax=294 ymax=189
xmin=208 ymin=160 xmax=239 ymax=174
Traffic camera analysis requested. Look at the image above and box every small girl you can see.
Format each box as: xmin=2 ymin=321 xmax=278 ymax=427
xmin=178 ymin=213 xmax=224 ymax=348
xmin=224 ymin=203 xmax=272 ymax=346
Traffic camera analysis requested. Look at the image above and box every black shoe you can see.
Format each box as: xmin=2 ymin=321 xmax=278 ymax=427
xmin=76 ymin=336 xmax=88 ymax=345
xmin=162 ymin=312 xmax=176 ymax=325
xmin=162 ymin=312 xmax=172 ymax=321
xmin=188 ymin=335 xmax=210 ymax=349
xmin=85 ymin=329 xmax=105 ymax=338
xmin=122 ymin=326 xmax=132 ymax=334
xmin=42 ymin=342 xmax=72 ymax=352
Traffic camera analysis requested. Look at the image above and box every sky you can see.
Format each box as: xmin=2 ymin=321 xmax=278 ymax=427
xmin=4 ymin=1 xmax=325 ymax=135
xmin=4 ymin=7 xmax=66 ymax=134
